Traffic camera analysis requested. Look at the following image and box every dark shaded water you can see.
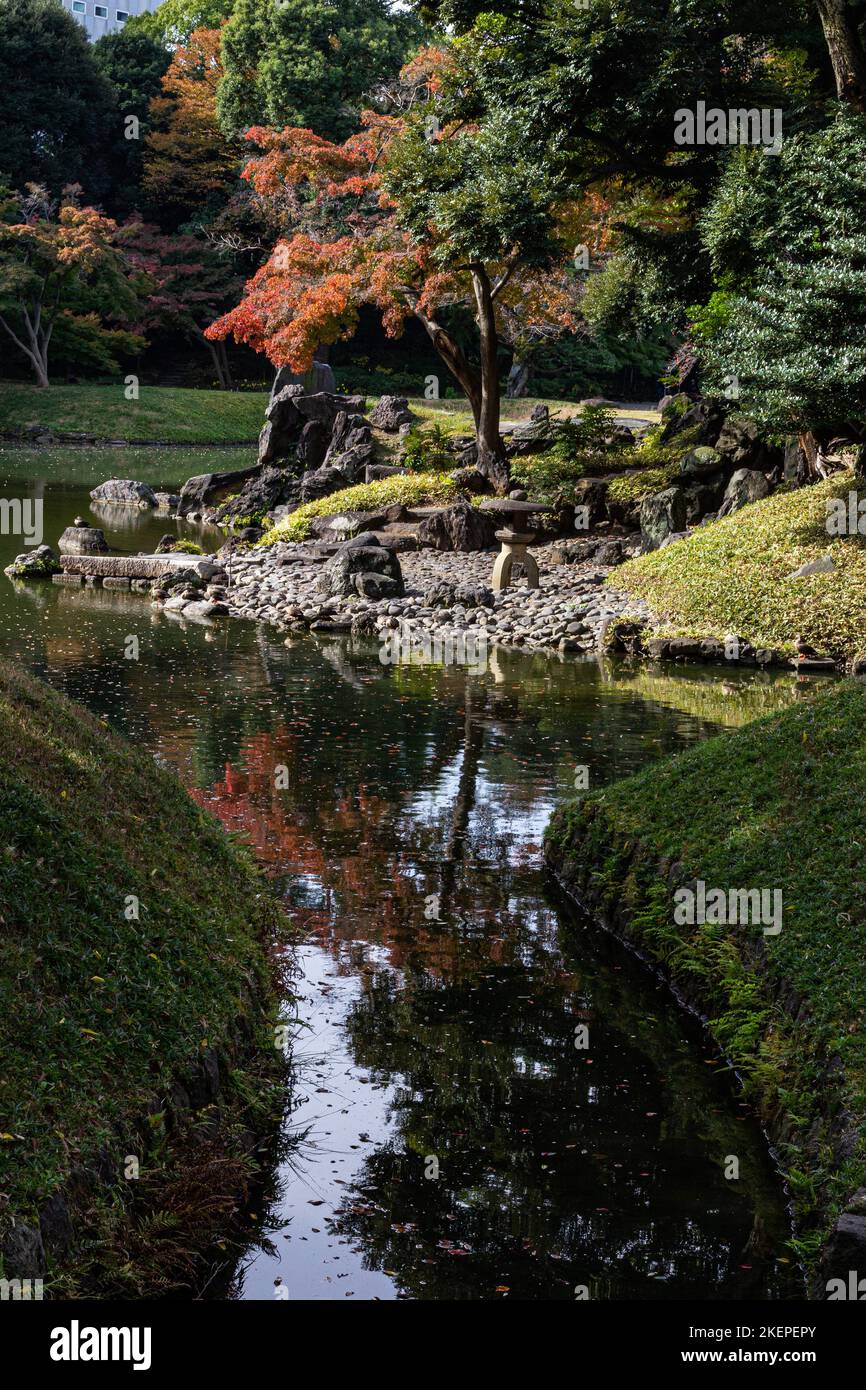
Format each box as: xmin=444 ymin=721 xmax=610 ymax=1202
xmin=0 ymin=457 xmax=824 ymax=1300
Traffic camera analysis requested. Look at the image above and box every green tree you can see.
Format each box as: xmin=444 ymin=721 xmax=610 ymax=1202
xmin=92 ymin=28 xmax=171 ymax=217
xmin=0 ymin=186 xmax=141 ymax=387
xmin=693 ymin=113 xmax=866 ymax=444
xmin=216 ymin=0 xmax=422 ymax=141
xmin=0 ymin=0 xmax=117 ymax=200
xmin=128 ymin=0 xmax=234 ymax=46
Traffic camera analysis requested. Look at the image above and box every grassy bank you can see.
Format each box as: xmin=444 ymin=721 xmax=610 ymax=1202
xmin=545 ymin=681 xmax=866 ymax=1276
xmin=0 ymin=662 xmax=288 ymax=1295
xmin=613 ymin=475 xmax=866 ymax=660
xmin=0 ymin=383 xmax=268 ymax=443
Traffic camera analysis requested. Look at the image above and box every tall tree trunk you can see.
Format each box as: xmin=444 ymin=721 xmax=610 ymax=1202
xmin=506 ymin=356 xmax=531 ymax=398
xmin=408 ymin=284 xmax=510 ymax=494
xmin=470 ymin=266 xmax=510 ymax=493
xmin=816 ymin=0 xmax=866 ymax=109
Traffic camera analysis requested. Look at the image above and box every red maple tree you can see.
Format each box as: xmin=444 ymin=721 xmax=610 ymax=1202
xmin=205 ymin=48 xmax=589 ymax=490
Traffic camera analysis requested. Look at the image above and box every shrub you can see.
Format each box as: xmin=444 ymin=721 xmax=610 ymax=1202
xmin=260 ymin=472 xmax=458 ymax=543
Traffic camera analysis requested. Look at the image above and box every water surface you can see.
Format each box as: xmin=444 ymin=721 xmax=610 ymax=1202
xmin=0 ymin=455 xmax=820 ymax=1300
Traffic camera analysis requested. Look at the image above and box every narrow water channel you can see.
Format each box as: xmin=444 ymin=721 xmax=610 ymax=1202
xmin=0 ymin=455 xmax=821 ymax=1300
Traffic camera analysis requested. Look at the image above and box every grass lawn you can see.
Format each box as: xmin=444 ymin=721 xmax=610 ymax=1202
xmin=0 ymin=382 xmax=269 ymax=443
xmin=613 ymin=475 xmax=866 ymax=660
xmin=546 ymin=680 xmax=866 ymax=1272
xmin=0 ymin=661 xmax=286 ymax=1293
xmin=0 ymin=443 xmax=256 ymax=490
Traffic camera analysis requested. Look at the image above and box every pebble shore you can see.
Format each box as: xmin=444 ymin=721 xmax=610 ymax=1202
xmin=220 ymin=542 xmax=649 ymax=653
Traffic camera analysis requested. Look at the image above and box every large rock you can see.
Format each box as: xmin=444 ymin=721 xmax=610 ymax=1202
xmin=212 ymin=466 xmax=302 ymax=526
xmin=323 ymin=411 xmax=376 ymax=479
xmin=506 ymin=414 xmax=552 ymax=456
xmin=369 ymin=395 xmax=416 ymax=432
xmin=365 ymin=464 xmax=406 ymax=483
xmin=572 ymin=477 xmax=609 ymax=525
xmin=259 ymin=389 xmax=367 ymax=466
xmin=682 ymin=477 xmax=724 ymax=523
xmin=258 ymin=385 xmax=305 ymax=465
xmin=317 ymin=538 xmax=404 ymax=600
xmin=417 ymin=501 xmax=499 ymax=551
xmin=4 ymin=544 xmax=60 ymax=578
xmin=450 ymin=465 xmax=493 ymax=495
xmin=299 ymin=464 xmax=353 ymax=503
xmin=90 ymin=479 xmax=158 ymax=508
xmin=423 ymin=580 xmax=495 ymax=608
xmin=177 ymin=464 xmax=261 ymax=517
xmin=297 ymin=419 xmax=329 ymax=471
xmin=640 ymin=486 xmax=688 ymax=550
xmin=715 ymin=417 xmax=782 ymax=473
xmin=58 ymin=525 xmax=109 ymax=555
xmin=679 ymin=445 xmax=723 ymax=478
xmin=269 ymin=361 xmax=336 ymax=402
xmin=718 ymin=468 xmax=770 ymax=517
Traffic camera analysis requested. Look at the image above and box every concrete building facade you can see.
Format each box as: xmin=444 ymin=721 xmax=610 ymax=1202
xmin=59 ymin=0 xmax=163 ymax=42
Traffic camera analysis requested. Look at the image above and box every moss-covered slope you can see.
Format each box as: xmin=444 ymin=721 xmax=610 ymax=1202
xmin=612 ymin=475 xmax=866 ymax=660
xmin=545 ymin=681 xmax=866 ymax=1273
xmin=0 ymin=662 xmax=285 ymax=1289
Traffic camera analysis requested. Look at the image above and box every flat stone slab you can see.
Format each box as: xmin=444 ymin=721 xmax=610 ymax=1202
xmin=61 ymin=553 xmax=209 ymax=580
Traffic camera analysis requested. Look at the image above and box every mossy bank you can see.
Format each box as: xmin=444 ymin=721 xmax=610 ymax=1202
xmin=0 ymin=662 xmax=289 ymax=1297
xmin=545 ymin=681 xmax=866 ymax=1294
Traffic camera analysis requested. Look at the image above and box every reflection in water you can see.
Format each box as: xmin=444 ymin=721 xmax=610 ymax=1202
xmin=0 ymin=470 xmax=819 ymax=1301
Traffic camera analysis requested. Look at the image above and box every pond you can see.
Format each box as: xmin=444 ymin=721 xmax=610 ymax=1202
xmin=0 ymin=452 xmax=823 ymax=1301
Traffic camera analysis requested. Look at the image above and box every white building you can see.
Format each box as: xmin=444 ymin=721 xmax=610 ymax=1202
xmin=60 ymin=0 xmax=163 ymax=41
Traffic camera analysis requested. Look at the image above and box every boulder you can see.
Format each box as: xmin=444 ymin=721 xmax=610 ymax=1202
xmin=58 ymin=525 xmax=109 ymax=556
xmin=307 ymin=507 xmax=402 ymax=542
xmin=417 ymin=501 xmax=499 ymax=551
xmin=718 ymin=468 xmax=770 ymax=517
xmin=4 ymin=543 xmax=60 ymax=579
xmin=269 ymin=361 xmax=336 ymax=401
xmin=259 ymin=389 xmax=367 ymax=466
xmin=365 ymin=464 xmax=406 ymax=483
xmin=299 ymin=464 xmax=353 ymax=503
xmin=658 ymin=396 xmax=724 ymax=444
xmin=369 ymin=395 xmax=416 ymax=432
xmin=90 ymin=479 xmax=158 ymax=508
xmin=572 ymin=477 xmax=609 ymax=525
xmin=680 ymin=445 xmax=723 ymax=477
xmin=154 ymin=492 xmax=180 ymax=511
xmin=317 ymin=539 xmax=404 ymax=600
xmin=212 ymin=465 xmax=302 ymax=526
xmin=449 ymin=466 xmax=492 ymax=495
xmin=715 ymin=417 xmax=782 ymax=473
xmin=549 ymin=537 xmax=626 ymax=566
xmin=177 ymin=464 xmax=260 ymax=517
xmin=507 ymin=415 xmax=551 ymax=455
xmin=423 ymin=580 xmax=495 ymax=608
xmin=323 ymin=411 xmax=376 ymax=478
xmin=639 ymin=486 xmax=688 ymax=550
xmin=296 ymin=419 xmax=329 ymax=471
xmin=682 ymin=478 xmax=724 ymax=523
